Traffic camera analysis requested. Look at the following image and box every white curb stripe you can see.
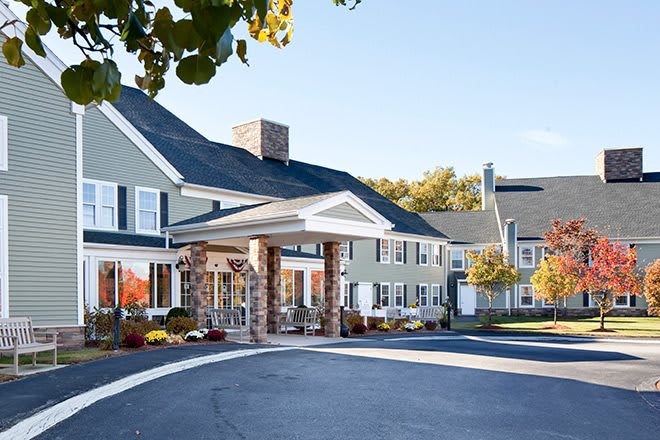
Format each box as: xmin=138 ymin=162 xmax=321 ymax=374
xmin=0 ymin=347 xmax=294 ymax=440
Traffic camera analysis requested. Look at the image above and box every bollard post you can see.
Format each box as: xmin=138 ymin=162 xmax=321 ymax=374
xmin=113 ymin=306 xmax=123 ymax=352
xmin=340 ymin=306 xmax=349 ymax=338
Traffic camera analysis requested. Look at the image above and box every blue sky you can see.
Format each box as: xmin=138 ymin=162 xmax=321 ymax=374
xmin=11 ymin=1 xmax=660 ymax=180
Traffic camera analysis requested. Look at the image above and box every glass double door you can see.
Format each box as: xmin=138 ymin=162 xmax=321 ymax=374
xmin=206 ymin=271 xmax=248 ymax=323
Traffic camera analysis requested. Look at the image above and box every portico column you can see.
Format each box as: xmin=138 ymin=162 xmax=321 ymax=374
xmin=267 ymin=247 xmax=282 ymax=333
xmin=323 ymin=241 xmax=341 ymax=338
xmin=248 ymin=236 xmax=269 ymax=343
xmin=190 ymin=241 xmax=208 ymax=328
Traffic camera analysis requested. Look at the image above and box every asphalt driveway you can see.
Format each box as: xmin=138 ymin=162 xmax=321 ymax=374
xmin=23 ymin=335 xmax=660 ymax=440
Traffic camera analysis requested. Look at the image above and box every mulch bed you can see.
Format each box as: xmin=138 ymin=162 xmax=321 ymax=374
xmin=542 ymin=324 xmax=572 ymax=330
xmin=476 ymin=325 xmax=504 ymax=330
xmin=589 ymin=328 xmax=617 ymax=333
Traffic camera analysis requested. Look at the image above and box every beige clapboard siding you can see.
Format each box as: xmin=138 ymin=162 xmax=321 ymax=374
xmin=0 ymin=36 xmax=79 ymax=326
xmin=83 ymin=106 xmax=211 ymax=234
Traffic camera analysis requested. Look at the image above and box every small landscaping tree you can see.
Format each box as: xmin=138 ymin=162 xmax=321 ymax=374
xmin=530 ymin=255 xmax=579 ymax=325
xmin=544 ymin=218 xmax=600 ymax=262
xmin=466 ymin=246 xmax=521 ymax=325
xmin=577 ymin=238 xmax=642 ymax=330
xmin=644 ymin=259 xmax=660 ymax=317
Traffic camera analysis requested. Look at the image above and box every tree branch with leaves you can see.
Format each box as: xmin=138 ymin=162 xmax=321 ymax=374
xmin=530 ymin=255 xmax=579 ymax=325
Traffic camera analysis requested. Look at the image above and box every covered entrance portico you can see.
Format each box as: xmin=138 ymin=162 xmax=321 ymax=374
xmin=165 ymin=192 xmax=392 ymax=342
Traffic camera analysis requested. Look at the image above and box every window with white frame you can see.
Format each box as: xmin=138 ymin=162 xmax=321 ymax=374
xmin=83 ymin=180 xmax=117 ymax=229
xmin=343 ymin=281 xmax=350 ymax=307
xmin=450 ymin=249 xmax=464 ymax=270
xmin=380 ymin=283 xmax=391 ymax=307
xmin=340 ymin=241 xmax=351 ymax=260
xmin=614 ymin=293 xmax=629 ymax=307
xmin=136 ymin=187 xmax=160 ymax=234
xmin=520 ymin=285 xmax=534 ymax=307
xmin=431 ymin=284 xmax=441 ymax=306
xmin=432 ymin=244 xmax=440 ymax=266
xmin=419 ymin=243 xmax=429 ymax=266
xmin=467 ymin=249 xmax=482 ymax=269
xmin=0 ymin=115 xmax=7 ymax=171
xmin=394 ymin=283 xmax=404 ymax=307
xmin=394 ymin=240 xmax=404 ymax=264
xmin=97 ymin=260 xmax=172 ymax=309
xmin=418 ymin=284 xmax=429 ymax=307
xmin=519 ymin=245 xmax=535 ymax=268
xmin=380 ymin=239 xmax=390 ymax=263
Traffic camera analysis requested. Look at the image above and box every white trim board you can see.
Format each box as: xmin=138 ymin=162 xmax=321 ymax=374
xmin=0 ymin=195 xmax=8 ymax=318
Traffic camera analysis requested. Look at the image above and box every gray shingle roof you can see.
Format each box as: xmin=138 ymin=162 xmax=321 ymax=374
xmin=495 ymin=173 xmax=660 ymax=240
xmin=111 ymin=86 xmax=446 ymax=239
xmin=419 ymin=210 xmax=501 ymax=244
xmin=168 ymin=192 xmax=345 ymax=228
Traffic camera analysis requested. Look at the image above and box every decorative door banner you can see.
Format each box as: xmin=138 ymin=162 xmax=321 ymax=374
xmin=227 ymin=258 xmax=248 ymax=273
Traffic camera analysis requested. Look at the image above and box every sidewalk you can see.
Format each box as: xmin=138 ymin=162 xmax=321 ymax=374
xmin=0 ymin=343 xmax=267 ymax=432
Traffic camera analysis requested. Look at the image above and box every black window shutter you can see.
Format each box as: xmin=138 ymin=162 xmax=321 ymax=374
xmin=403 ymin=241 xmax=408 ymax=264
xmin=416 ymin=284 xmax=420 ymax=304
xmin=349 ymin=241 xmax=354 ymax=260
xmin=376 ymin=284 xmax=381 ymax=305
xmin=416 ymin=242 xmax=420 ymax=265
xmin=582 ymin=292 xmax=589 ymax=307
xmin=117 ymin=186 xmax=127 ymax=230
xmin=316 ymin=244 xmax=321 ymax=255
xmin=160 ymin=192 xmax=168 ymax=228
xmin=403 ymin=284 xmax=408 ymax=305
xmin=212 ymin=200 xmax=221 ymax=211
xmin=349 ymin=283 xmax=354 ymax=307
xmin=630 ymin=295 xmax=636 ymax=307
xmin=439 ymin=245 xmax=443 ymax=266
xmin=376 ymin=240 xmax=381 ymax=262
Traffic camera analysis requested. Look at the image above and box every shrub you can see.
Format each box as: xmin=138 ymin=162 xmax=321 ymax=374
xmin=166 ymin=307 xmax=190 ymax=324
xmin=99 ymin=337 xmax=114 ymax=351
xmin=124 ymin=332 xmax=145 ymax=348
xmin=403 ymin=323 xmax=418 ymax=332
xmin=185 ymin=330 xmax=204 ymax=341
xmin=367 ymin=317 xmax=384 ymax=330
xmin=125 ymin=301 xmax=148 ymax=322
xmin=167 ymin=334 xmax=185 ymax=345
xmin=207 ymin=329 xmax=226 ymax=341
xmin=376 ymin=323 xmax=390 ymax=332
xmin=166 ymin=316 xmax=198 ymax=335
xmin=391 ymin=318 xmax=409 ymax=330
xmin=413 ymin=321 xmax=424 ymax=329
xmin=145 ymin=330 xmax=168 ymax=345
xmin=352 ymin=323 xmax=368 ymax=334
xmin=424 ymin=321 xmax=438 ymax=331
xmin=120 ymin=320 xmax=160 ymax=343
xmin=345 ymin=314 xmax=363 ymax=329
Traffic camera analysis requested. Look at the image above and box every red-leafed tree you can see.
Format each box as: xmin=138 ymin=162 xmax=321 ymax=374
xmin=576 ymin=238 xmax=642 ymax=330
xmin=544 ymin=218 xmax=600 ymax=263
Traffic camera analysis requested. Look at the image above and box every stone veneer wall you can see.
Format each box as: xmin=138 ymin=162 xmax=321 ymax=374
xmin=267 ymin=247 xmax=281 ymax=334
xmin=35 ymin=326 xmax=85 ymax=349
xmin=232 ymin=119 xmax=289 ymax=163
xmin=249 ymin=236 xmax=268 ymax=343
xmin=595 ymin=148 xmax=643 ymax=182
xmin=323 ymin=242 xmax=340 ymax=338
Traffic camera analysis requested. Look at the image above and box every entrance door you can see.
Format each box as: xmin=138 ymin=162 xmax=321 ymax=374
xmin=459 ymin=283 xmax=476 ymax=316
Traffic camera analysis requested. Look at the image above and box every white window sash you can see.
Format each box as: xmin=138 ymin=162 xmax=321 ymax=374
xmin=518 ymin=246 xmax=535 ymax=268
xmin=380 ymin=239 xmax=390 ymax=263
xmin=135 ymin=186 xmax=160 ymax=234
xmin=394 ymin=283 xmax=404 ymax=307
xmin=519 ymin=285 xmax=534 ymax=307
xmin=451 ymin=249 xmax=464 ymax=271
xmin=83 ymin=179 xmax=118 ymax=230
xmin=380 ymin=283 xmax=390 ymax=307
xmin=419 ymin=243 xmax=429 ymax=266
xmin=394 ymin=240 xmax=404 ymax=264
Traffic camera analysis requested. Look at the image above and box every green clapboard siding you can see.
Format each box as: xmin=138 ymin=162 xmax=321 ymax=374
xmin=0 ymin=39 xmax=78 ymax=326
xmin=316 ymin=203 xmax=372 ymax=223
xmin=83 ymin=106 xmax=211 ymax=232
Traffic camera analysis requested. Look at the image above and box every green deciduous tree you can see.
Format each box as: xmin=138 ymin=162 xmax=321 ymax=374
xmin=530 ymin=255 xmax=579 ymax=325
xmin=466 ymin=246 xmax=521 ymax=325
xmin=644 ymin=259 xmax=660 ymax=317
xmin=0 ymin=0 xmax=358 ymax=104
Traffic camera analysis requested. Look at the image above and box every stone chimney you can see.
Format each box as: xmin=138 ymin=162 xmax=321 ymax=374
xmin=595 ymin=147 xmax=643 ymax=182
xmin=481 ymin=162 xmax=495 ymax=211
xmin=232 ymin=119 xmax=289 ymax=164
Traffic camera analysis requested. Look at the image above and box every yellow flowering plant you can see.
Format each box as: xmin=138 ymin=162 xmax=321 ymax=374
xmin=144 ymin=330 xmax=168 ymax=345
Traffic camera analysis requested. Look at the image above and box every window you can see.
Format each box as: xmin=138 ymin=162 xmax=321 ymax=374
xmin=83 ymin=180 xmax=117 ymax=229
xmin=136 ymin=187 xmax=160 ymax=234
xmin=431 ymin=284 xmax=441 ymax=306
xmin=519 ymin=245 xmax=535 ymax=268
xmin=419 ymin=243 xmax=429 ymax=266
xmin=394 ymin=240 xmax=404 ymax=264
xmin=432 ymin=244 xmax=441 ymax=266
xmin=379 ymin=283 xmax=391 ymax=307
xmin=467 ymin=249 xmax=482 ymax=269
xmin=614 ymin=293 xmax=629 ymax=307
xmin=98 ymin=260 xmax=172 ymax=308
xmin=281 ymin=268 xmax=305 ymax=307
xmin=450 ymin=249 xmax=464 ymax=270
xmin=311 ymin=270 xmax=324 ymax=308
xmin=380 ymin=239 xmax=390 ymax=263
xmin=340 ymin=241 xmax=351 ymax=260
xmin=394 ymin=283 xmax=404 ymax=307
xmin=342 ymin=281 xmax=350 ymax=307
xmin=520 ymin=285 xmax=534 ymax=307
xmin=418 ymin=284 xmax=429 ymax=307
xmin=0 ymin=115 xmax=7 ymax=171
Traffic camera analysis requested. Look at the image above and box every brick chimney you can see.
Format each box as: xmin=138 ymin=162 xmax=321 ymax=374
xmin=481 ymin=162 xmax=495 ymax=210
xmin=595 ymin=147 xmax=643 ymax=182
xmin=232 ymin=119 xmax=289 ymax=164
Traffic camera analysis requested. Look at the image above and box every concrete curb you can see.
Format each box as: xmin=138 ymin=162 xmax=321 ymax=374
xmin=636 ymin=377 xmax=660 ymax=410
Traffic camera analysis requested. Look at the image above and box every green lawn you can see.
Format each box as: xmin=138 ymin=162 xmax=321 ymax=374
xmin=0 ymin=347 xmax=115 ymax=367
xmin=453 ymin=316 xmax=660 ymax=337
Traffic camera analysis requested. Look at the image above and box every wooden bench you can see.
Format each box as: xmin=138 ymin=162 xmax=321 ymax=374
xmin=209 ymin=308 xmax=245 ymax=341
xmin=277 ymin=308 xmax=318 ymax=337
xmin=416 ymin=307 xmax=443 ymax=321
xmin=0 ymin=317 xmax=58 ymax=375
